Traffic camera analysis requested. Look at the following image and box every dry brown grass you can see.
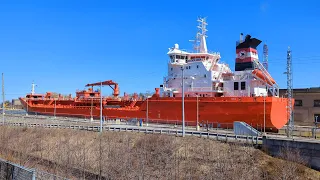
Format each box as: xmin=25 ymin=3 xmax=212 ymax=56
xmin=0 ymin=126 xmax=319 ymax=180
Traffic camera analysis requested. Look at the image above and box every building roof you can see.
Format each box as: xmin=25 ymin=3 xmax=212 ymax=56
xmin=280 ymin=87 xmax=320 ymax=93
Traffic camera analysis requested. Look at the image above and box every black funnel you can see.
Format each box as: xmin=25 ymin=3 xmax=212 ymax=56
xmin=236 ymin=34 xmax=261 ymax=49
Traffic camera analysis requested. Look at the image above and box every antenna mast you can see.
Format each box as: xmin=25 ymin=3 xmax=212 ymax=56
xmin=31 ymin=81 xmax=36 ymax=95
xmin=263 ymin=43 xmax=269 ymax=70
xmin=286 ymin=47 xmax=293 ymax=137
xmin=189 ymin=17 xmax=208 ymax=53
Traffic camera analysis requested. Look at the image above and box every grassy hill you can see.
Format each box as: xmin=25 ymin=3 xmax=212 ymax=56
xmin=0 ymin=126 xmax=319 ymax=180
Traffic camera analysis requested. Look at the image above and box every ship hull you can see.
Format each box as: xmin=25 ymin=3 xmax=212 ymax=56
xmin=19 ymin=96 xmax=290 ymax=132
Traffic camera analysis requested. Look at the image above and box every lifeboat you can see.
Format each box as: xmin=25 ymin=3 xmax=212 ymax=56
xmin=252 ymin=69 xmax=275 ymax=85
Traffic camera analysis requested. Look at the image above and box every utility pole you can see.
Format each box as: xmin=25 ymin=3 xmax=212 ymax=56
xmin=100 ymin=81 xmax=103 ymax=133
xmin=286 ymin=47 xmax=293 ymax=137
xmin=263 ymin=43 xmax=269 ymax=71
xmin=181 ymin=65 xmax=185 ymax=137
xmin=2 ymin=73 xmax=4 ymax=124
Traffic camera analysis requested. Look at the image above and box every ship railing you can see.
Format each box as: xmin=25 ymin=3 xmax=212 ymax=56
xmin=188 ymin=87 xmax=213 ymax=92
xmin=187 ymin=87 xmax=223 ymax=92
xmin=253 ymin=59 xmax=279 ymax=97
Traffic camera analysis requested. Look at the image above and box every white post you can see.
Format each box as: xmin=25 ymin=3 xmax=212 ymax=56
xmin=26 ymin=98 xmax=29 ymax=116
xmin=90 ymin=97 xmax=93 ymax=122
xmin=146 ymin=97 xmax=149 ymax=126
xmin=100 ymin=81 xmax=103 ymax=133
xmin=181 ymin=65 xmax=185 ymax=137
xmin=54 ymin=99 xmax=56 ymax=118
xmin=264 ymin=94 xmax=266 ymax=134
xmin=196 ymin=95 xmax=200 ymax=131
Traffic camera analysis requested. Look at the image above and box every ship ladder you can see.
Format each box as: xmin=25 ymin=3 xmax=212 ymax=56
xmin=129 ymin=100 xmax=137 ymax=107
xmin=47 ymin=99 xmax=54 ymax=105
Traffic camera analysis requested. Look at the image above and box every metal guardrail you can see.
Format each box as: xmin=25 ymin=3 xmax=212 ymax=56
xmin=0 ymin=122 xmax=262 ymax=145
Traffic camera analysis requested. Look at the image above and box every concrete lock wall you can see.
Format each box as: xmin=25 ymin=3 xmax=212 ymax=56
xmin=262 ymin=136 xmax=320 ymax=170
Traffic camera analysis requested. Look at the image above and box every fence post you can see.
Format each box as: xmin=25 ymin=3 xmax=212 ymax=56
xmin=225 ymin=133 xmax=228 ymax=142
xmin=32 ymin=169 xmax=36 ymax=180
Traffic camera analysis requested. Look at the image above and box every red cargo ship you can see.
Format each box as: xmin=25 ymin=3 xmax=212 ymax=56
xmin=19 ymin=18 xmax=291 ymax=131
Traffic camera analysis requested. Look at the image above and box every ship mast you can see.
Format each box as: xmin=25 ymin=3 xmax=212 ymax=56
xmin=31 ymin=81 xmax=36 ymax=95
xmin=190 ymin=17 xmax=208 ymax=53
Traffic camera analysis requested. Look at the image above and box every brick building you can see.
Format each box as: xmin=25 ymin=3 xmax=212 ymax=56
xmin=11 ymin=99 xmax=23 ymax=109
xmin=279 ymin=87 xmax=320 ymax=126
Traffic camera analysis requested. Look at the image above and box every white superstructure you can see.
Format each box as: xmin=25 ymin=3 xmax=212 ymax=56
xmin=160 ymin=17 xmax=279 ymax=98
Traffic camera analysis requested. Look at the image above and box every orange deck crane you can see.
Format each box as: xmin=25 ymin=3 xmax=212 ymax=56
xmin=85 ymin=80 xmax=119 ymax=97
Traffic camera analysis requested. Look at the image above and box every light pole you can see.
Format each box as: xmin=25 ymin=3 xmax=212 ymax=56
xmin=263 ymin=94 xmax=266 ymax=134
xmin=26 ymin=98 xmax=29 ymax=116
xmin=196 ymin=94 xmax=199 ymax=131
xmin=54 ymin=99 xmax=56 ymax=118
xmin=190 ymin=76 xmax=199 ymax=131
xmin=181 ymin=65 xmax=185 ymax=137
xmin=90 ymin=97 xmax=93 ymax=122
xmin=146 ymin=97 xmax=149 ymax=126
xmin=100 ymin=81 xmax=103 ymax=133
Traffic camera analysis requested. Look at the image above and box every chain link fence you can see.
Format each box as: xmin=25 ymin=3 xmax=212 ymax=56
xmin=0 ymin=158 xmax=35 ymax=180
xmin=0 ymin=158 xmax=68 ymax=180
xmin=35 ymin=171 xmax=68 ymax=180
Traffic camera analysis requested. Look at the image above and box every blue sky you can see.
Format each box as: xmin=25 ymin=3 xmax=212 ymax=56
xmin=0 ymin=0 xmax=319 ymax=101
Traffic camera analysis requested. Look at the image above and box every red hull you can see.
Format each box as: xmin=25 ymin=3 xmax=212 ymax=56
xmin=19 ymin=96 xmax=290 ymax=131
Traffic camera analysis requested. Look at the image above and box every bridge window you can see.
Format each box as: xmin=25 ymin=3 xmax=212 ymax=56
xmin=241 ymin=82 xmax=246 ymax=90
xmin=234 ymin=82 xmax=239 ymax=90
xmin=176 ymin=55 xmax=181 ymax=59
xmin=295 ymin=100 xmax=303 ymax=107
xmin=314 ymin=100 xmax=320 ymax=107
